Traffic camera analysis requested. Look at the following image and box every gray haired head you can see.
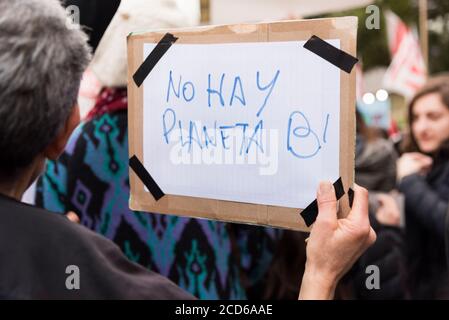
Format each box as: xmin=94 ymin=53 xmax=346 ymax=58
xmin=0 ymin=0 xmax=91 ymax=176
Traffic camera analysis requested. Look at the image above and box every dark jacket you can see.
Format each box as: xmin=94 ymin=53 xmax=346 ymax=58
xmin=349 ymin=135 xmax=408 ymax=299
xmin=342 ymin=215 xmax=409 ymax=300
xmin=399 ymin=154 xmax=449 ymax=299
xmin=63 ymin=0 xmax=120 ymax=51
xmin=0 ymin=193 xmax=194 ymax=299
xmin=446 ymin=213 xmax=449 ymax=275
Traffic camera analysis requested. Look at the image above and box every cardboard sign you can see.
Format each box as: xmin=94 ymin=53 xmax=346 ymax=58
xmin=127 ymin=17 xmax=357 ymax=231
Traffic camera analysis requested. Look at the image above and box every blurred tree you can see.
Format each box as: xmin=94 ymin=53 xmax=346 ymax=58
xmin=427 ymin=0 xmax=449 ymax=73
xmin=311 ymin=0 xmax=449 ymax=74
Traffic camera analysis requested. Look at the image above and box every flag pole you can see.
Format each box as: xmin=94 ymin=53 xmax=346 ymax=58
xmin=419 ymin=0 xmax=429 ymax=73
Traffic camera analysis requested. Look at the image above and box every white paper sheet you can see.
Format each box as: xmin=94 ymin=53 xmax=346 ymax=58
xmin=142 ymin=40 xmax=340 ymax=208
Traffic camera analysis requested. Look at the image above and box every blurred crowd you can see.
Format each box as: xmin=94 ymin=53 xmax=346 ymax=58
xmin=20 ymin=0 xmax=449 ymax=299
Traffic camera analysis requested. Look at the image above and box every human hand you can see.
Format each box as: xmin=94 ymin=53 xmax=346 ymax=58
xmin=299 ymin=182 xmax=376 ymax=300
xmin=66 ymin=211 xmax=80 ymax=223
xmin=375 ymin=193 xmax=401 ymax=227
xmin=397 ymin=152 xmax=432 ymax=181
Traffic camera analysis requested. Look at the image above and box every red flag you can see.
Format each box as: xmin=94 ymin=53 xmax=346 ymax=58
xmin=382 ymin=11 xmax=427 ymax=99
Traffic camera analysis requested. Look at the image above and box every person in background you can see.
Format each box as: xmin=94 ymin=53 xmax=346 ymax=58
xmin=252 ymin=230 xmax=308 ymax=300
xmin=1 ymin=0 xmax=375 ymax=300
xmin=36 ymin=0 xmax=280 ymax=300
xmin=0 ymin=0 xmax=191 ymax=299
xmin=355 ymin=110 xmax=398 ymax=193
xmin=334 ymin=110 xmax=409 ymax=300
xmin=355 ymin=110 xmax=403 ymax=228
xmin=398 ymin=75 xmax=449 ymax=299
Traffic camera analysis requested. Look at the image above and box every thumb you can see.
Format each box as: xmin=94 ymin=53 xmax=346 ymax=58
xmin=376 ymin=194 xmax=387 ymax=206
xmin=420 ymin=156 xmax=433 ymax=167
xmin=316 ymin=181 xmax=337 ymax=223
xmin=66 ymin=211 xmax=80 ymax=223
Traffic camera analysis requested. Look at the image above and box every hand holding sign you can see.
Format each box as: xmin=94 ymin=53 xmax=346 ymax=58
xmin=299 ymin=182 xmax=376 ymax=299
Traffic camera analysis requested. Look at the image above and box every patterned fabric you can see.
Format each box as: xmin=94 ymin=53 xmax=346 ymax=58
xmin=86 ymin=88 xmax=128 ymax=120
xmin=36 ymin=89 xmax=281 ymax=299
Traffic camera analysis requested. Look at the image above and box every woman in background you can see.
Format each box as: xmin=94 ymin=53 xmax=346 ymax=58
xmin=397 ymin=75 xmax=449 ymax=299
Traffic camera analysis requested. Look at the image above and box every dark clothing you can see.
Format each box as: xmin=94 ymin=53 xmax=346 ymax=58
xmin=399 ymin=161 xmax=449 ymax=238
xmin=447 ymin=214 xmax=449 ymax=273
xmin=36 ymin=89 xmax=279 ymax=299
xmin=0 ymin=193 xmax=194 ymax=299
xmin=355 ymin=135 xmax=398 ymax=192
xmin=350 ymin=135 xmax=408 ymax=300
xmin=63 ymin=0 xmax=121 ymax=52
xmin=399 ymin=157 xmax=449 ymax=299
xmin=351 ymin=134 xmax=408 ymax=299
xmin=345 ymin=216 xmax=409 ymax=299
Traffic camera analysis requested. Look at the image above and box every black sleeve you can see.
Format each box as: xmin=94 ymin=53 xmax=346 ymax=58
xmin=446 ymin=212 xmax=449 ymax=269
xmin=0 ymin=196 xmax=196 ymax=300
xmin=63 ymin=0 xmax=120 ymax=51
xmin=60 ymin=223 xmax=197 ymax=300
xmin=399 ymin=174 xmax=448 ymax=239
xmin=348 ymin=219 xmax=409 ymax=299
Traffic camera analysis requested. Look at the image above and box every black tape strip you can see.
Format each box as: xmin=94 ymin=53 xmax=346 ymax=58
xmin=300 ymin=178 xmax=345 ymax=227
xmin=133 ymin=33 xmax=178 ymax=87
xmin=348 ymin=188 xmax=354 ymax=208
xmin=129 ymin=155 xmax=165 ymax=201
xmin=303 ymin=35 xmax=359 ymax=73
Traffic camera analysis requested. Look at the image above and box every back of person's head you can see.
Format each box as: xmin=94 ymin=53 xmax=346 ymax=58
xmin=355 ymin=109 xmax=398 ymax=192
xmin=0 ymin=0 xmax=91 ymax=178
xmin=403 ymin=74 xmax=449 ymax=154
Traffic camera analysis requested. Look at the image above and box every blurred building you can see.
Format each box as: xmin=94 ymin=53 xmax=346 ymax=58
xmin=206 ymin=0 xmax=373 ymax=24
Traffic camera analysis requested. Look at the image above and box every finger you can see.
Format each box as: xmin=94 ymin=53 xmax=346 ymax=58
xmin=399 ymin=153 xmax=415 ymax=162
xmin=414 ymin=154 xmax=433 ymax=166
xmin=414 ymin=154 xmax=432 ymax=163
xmin=376 ymin=194 xmax=387 ymax=205
xmin=393 ymin=215 xmax=400 ymax=225
xmin=408 ymin=152 xmax=426 ymax=159
xmin=367 ymin=227 xmax=377 ymax=246
xmin=420 ymin=157 xmax=433 ymax=167
xmin=66 ymin=211 xmax=80 ymax=223
xmin=378 ymin=194 xmax=394 ymax=206
xmin=316 ymin=181 xmax=337 ymax=223
xmin=376 ymin=206 xmax=385 ymax=217
xmin=346 ymin=184 xmax=369 ymax=226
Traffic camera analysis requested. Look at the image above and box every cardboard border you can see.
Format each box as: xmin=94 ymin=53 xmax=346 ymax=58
xmin=127 ymin=17 xmax=357 ymax=231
